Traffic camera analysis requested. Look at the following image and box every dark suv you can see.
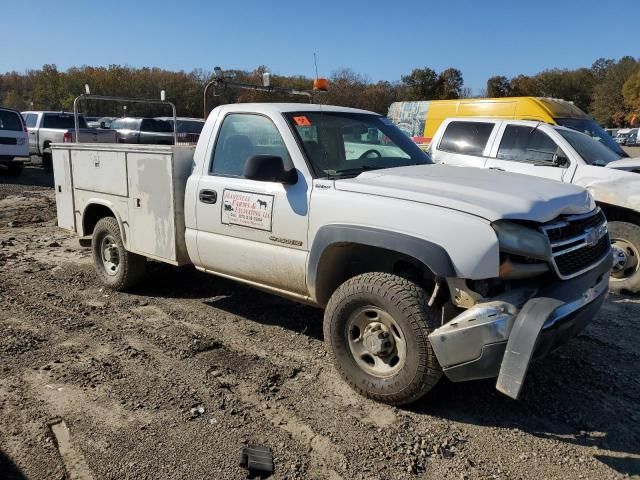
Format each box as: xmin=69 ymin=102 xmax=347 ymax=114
xmin=111 ymin=117 xmax=174 ymax=145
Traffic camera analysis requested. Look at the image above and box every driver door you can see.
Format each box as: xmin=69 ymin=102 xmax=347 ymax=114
xmin=485 ymin=123 xmax=575 ymax=182
xmin=194 ymin=112 xmax=311 ymax=295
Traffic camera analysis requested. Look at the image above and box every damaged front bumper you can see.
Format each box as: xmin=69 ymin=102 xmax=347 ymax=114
xmin=428 ymin=254 xmax=611 ymax=399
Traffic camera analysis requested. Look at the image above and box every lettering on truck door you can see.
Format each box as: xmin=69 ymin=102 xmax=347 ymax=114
xmin=194 ymin=112 xmax=310 ymax=294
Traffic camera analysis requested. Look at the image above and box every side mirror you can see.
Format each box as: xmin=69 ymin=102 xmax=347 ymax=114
xmin=243 ymin=155 xmax=297 ymax=184
xmin=553 ymin=150 xmax=569 ymax=167
xmin=100 ymin=121 xmax=107 ymax=129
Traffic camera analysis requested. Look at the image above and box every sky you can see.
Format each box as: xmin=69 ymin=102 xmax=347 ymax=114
xmin=2 ymin=0 xmax=639 ymax=93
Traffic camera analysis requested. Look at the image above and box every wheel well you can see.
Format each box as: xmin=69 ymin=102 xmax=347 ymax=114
xmin=598 ymin=202 xmax=640 ymax=226
xmin=314 ymin=243 xmax=437 ymax=306
xmin=83 ymin=204 xmax=115 ymax=236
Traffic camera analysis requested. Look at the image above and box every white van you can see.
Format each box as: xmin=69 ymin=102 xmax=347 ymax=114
xmin=0 ymin=107 xmax=29 ymax=175
xmin=428 ymin=117 xmax=640 ymax=293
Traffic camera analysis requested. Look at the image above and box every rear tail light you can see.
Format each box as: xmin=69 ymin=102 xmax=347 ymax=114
xmin=115 ymin=132 xmax=120 ymax=143
xmin=63 ymin=132 xmax=72 ymax=143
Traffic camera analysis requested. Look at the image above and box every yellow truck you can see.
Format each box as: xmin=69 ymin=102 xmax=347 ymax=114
xmin=387 ymin=97 xmax=628 ymax=157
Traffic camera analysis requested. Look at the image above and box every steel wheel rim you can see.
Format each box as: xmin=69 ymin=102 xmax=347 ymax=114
xmin=346 ymin=306 xmax=407 ymax=378
xmin=100 ymin=234 xmax=120 ymax=276
xmin=611 ymin=237 xmax=639 ymax=280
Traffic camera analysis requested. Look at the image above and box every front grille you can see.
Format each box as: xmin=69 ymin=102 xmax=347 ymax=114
xmin=544 ymin=209 xmax=606 ymax=242
xmin=541 ymin=208 xmax=611 ymax=279
xmin=0 ymin=137 xmax=17 ymax=145
xmin=554 ymin=235 xmax=610 ymax=277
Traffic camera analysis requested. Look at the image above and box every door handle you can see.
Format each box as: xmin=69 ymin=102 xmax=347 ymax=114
xmin=489 ymin=167 xmax=504 ymax=171
xmin=199 ymin=189 xmax=217 ymax=204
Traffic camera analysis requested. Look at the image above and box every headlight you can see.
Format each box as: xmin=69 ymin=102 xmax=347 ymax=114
xmin=492 ymin=221 xmax=550 ymax=260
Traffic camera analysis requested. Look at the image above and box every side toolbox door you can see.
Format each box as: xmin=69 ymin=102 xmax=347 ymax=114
xmin=52 ymin=147 xmax=76 ymax=231
xmin=126 ymin=149 xmax=177 ymax=261
xmin=194 ymin=111 xmax=311 ymax=295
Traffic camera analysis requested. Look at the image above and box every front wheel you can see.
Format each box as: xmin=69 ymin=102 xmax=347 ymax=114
xmin=323 ymin=272 xmax=442 ymax=406
xmin=92 ymin=217 xmax=146 ymax=291
xmin=609 ymin=221 xmax=640 ymax=294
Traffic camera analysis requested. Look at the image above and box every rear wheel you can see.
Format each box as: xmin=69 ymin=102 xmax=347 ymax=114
xmin=92 ymin=217 xmax=146 ymax=291
xmin=609 ymin=221 xmax=640 ymax=294
xmin=324 ymin=272 xmax=442 ymax=405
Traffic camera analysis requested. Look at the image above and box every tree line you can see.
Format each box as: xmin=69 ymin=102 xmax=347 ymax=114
xmin=0 ymin=56 xmax=638 ymax=126
xmin=0 ymin=64 xmax=466 ymax=119
xmin=486 ymin=56 xmax=640 ymax=127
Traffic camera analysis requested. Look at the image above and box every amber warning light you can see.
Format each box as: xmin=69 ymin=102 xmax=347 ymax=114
xmin=313 ymin=78 xmax=329 ymax=91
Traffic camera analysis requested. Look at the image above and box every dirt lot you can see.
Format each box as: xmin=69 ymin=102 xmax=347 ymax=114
xmin=0 ymin=165 xmax=639 ymax=480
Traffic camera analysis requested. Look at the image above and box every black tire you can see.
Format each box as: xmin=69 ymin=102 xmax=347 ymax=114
xmin=92 ymin=217 xmax=146 ymax=291
xmin=4 ymin=164 xmax=24 ymax=176
xmin=609 ymin=221 xmax=640 ymax=294
xmin=324 ymin=272 xmax=442 ymax=406
xmin=42 ymin=152 xmax=53 ymax=172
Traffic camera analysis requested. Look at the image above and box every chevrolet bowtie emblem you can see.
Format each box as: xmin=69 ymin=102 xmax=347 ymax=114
xmin=585 ymin=224 xmax=607 ymax=247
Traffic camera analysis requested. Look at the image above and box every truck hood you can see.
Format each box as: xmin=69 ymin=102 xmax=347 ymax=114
xmin=334 ymin=164 xmax=594 ymax=223
xmin=604 ymin=157 xmax=640 ymax=171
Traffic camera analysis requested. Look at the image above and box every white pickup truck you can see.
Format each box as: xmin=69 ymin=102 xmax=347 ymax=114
xmin=52 ymin=103 xmax=611 ymax=405
xmin=427 ymin=118 xmax=640 ymax=293
xmin=22 ymin=111 xmax=117 ymax=170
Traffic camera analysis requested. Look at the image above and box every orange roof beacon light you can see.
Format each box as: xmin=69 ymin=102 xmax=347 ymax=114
xmin=313 ymin=77 xmax=329 ymax=92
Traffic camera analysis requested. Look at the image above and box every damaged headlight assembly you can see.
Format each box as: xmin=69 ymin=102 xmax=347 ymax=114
xmin=492 ymin=221 xmax=551 ymax=279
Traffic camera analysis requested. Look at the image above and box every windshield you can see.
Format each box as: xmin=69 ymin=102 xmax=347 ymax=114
xmin=0 ymin=110 xmax=23 ymax=131
xmin=176 ymin=120 xmax=204 ymax=134
xmin=285 ymin=111 xmax=431 ymax=178
xmin=558 ymin=128 xmax=622 ymax=166
xmin=555 ymin=117 xmax=628 ymax=157
xmin=42 ymin=114 xmax=88 ymax=129
xmin=140 ymin=119 xmax=173 ymax=133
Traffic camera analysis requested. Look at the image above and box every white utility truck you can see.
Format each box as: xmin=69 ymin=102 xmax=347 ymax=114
xmin=52 ymin=103 xmax=611 ymax=405
xmin=427 ymin=118 xmax=640 ymax=293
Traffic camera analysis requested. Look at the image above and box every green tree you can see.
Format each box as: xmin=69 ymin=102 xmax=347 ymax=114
xmin=1 ymin=90 xmax=28 ymax=110
xmin=623 ymin=70 xmax=640 ymax=120
xmin=437 ymin=68 xmax=464 ymax=99
xmin=486 ymin=76 xmax=510 ymax=97
xmin=591 ymin=56 xmax=639 ymax=126
xmin=591 ymin=58 xmax=615 ymax=81
xmin=401 ymin=67 xmax=440 ymax=100
xmin=535 ymin=68 xmax=596 ymax=112
xmin=509 ymin=75 xmax=542 ymax=96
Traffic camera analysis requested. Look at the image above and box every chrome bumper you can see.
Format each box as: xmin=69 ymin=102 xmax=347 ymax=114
xmin=429 ymin=254 xmax=611 ymax=399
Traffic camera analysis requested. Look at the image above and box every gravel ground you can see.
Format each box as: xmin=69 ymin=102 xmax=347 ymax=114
xmin=0 ymin=165 xmax=639 ymax=480
xmin=623 ymin=146 xmax=640 ymax=157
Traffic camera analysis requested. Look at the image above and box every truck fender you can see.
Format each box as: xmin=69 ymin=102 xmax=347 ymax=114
xmin=307 ymin=224 xmax=456 ymax=303
xmin=81 ymin=199 xmax=129 ymax=248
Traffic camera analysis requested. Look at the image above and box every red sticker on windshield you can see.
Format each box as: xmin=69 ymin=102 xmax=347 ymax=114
xmin=293 ymin=116 xmax=312 ymax=126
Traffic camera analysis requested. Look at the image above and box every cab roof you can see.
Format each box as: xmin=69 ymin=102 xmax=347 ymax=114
xmin=442 ymin=116 xmax=579 ymax=134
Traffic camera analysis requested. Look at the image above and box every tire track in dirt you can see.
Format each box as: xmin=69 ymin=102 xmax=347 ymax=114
xmin=120 ymin=334 xmax=347 ymax=479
